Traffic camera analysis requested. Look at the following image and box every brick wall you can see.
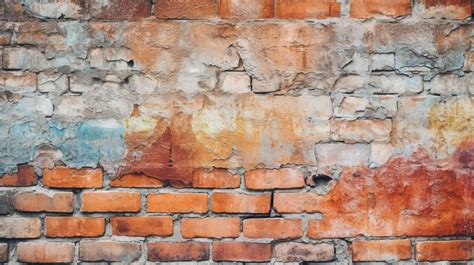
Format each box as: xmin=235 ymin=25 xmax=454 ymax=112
xmin=0 ymin=0 xmax=473 ymax=263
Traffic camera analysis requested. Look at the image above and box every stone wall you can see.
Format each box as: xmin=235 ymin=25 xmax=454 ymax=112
xmin=0 ymin=0 xmax=473 ymax=263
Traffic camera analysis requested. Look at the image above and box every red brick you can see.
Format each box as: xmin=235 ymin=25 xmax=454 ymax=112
xmin=243 ymin=218 xmax=303 ymax=239
xmin=80 ymin=240 xmax=141 ymax=262
xmin=419 ymin=0 xmax=472 ymax=19
xmin=110 ymin=173 xmax=164 ymax=188
xmin=192 ymin=168 xmax=240 ymax=189
xmin=82 ymin=192 xmax=141 ymax=212
xmin=14 ymin=192 xmax=73 ymax=213
xmin=274 ymin=242 xmax=334 ymax=262
xmin=0 ymin=218 xmax=40 ymax=238
xmin=90 ymin=0 xmax=152 ymax=20
xmin=213 ymin=242 xmax=272 ymax=262
xmin=211 ymin=192 xmax=271 ymax=213
xmin=220 ymin=0 xmax=274 ymax=19
xmin=276 ymin=0 xmax=340 ymax=19
xmin=111 ymin=216 xmax=173 ymax=237
xmin=147 ymin=193 xmax=208 ymax=213
xmin=352 ymin=240 xmax=412 ymax=262
xmin=147 ymin=242 xmax=210 ymax=262
xmin=45 ymin=217 xmax=105 ymax=237
xmin=17 ymin=242 xmax=75 ymax=263
xmin=245 ymin=168 xmax=305 ymax=190
xmin=416 ymin=240 xmax=474 ymax=261
xmin=350 ymin=0 xmax=411 ymax=18
xmin=156 ymin=0 xmax=218 ymax=19
xmin=0 ymin=243 xmax=7 ymax=262
xmin=181 ymin=217 xmax=240 ymax=238
xmin=43 ymin=167 xmax=103 ymax=188
xmin=0 ymin=165 xmax=37 ymax=186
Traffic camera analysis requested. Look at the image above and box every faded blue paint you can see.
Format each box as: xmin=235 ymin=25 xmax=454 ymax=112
xmin=59 ymin=140 xmax=101 ymax=168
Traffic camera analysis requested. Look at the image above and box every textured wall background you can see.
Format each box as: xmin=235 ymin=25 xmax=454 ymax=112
xmin=0 ymin=0 xmax=473 ymax=263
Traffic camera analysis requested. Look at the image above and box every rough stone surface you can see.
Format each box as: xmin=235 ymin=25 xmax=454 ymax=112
xmin=0 ymin=243 xmax=7 ymax=262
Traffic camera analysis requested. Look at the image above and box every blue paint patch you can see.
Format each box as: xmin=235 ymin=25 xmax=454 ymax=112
xmin=59 ymin=140 xmax=101 ymax=168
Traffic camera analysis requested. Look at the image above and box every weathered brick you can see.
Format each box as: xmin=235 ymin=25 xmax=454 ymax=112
xmin=220 ymin=72 xmax=251 ymax=94
xmin=14 ymin=192 xmax=73 ymax=213
xmin=418 ymin=0 xmax=472 ymax=19
xmin=351 ymin=0 xmax=411 ymax=18
xmin=0 ymin=192 xmax=12 ymax=215
xmin=352 ymin=240 xmax=412 ymax=262
xmin=243 ymin=218 xmax=303 ymax=239
xmin=220 ymin=0 xmax=274 ymax=19
xmin=43 ymin=167 xmax=103 ymax=188
xmin=315 ymin=143 xmax=370 ymax=166
xmin=0 ymin=218 xmax=40 ymax=238
xmin=213 ymin=242 xmax=272 ymax=262
xmin=192 ymin=168 xmax=240 ymax=188
xmin=17 ymin=242 xmax=75 ymax=263
xmin=428 ymin=73 xmax=472 ymax=95
xmin=0 ymin=243 xmax=7 ymax=262
xmin=0 ymin=165 xmax=37 ymax=187
xmin=45 ymin=217 xmax=105 ymax=237
xmin=211 ymin=192 xmax=271 ymax=213
xmin=147 ymin=242 xmax=210 ymax=262
xmin=110 ymin=173 xmax=164 ymax=188
xmin=111 ymin=216 xmax=173 ymax=237
xmin=181 ymin=217 xmax=240 ymax=238
xmin=274 ymin=242 xmax=334 ymax=262
xmin=80 ymin=240 xmax=142 ymax=262
xmin=147 ymin=193 xmax=208 ymax=213
xmin=90 ymin=0 xmax=152 ymax=20
xmin=330 ymin=119 xmax=392 ymax=143
xmin=274 ymin=192 xmax=315 ymax=213
xmin=156 ymin=0 xmax=218 ymax=19
xmin=276 ymin=0 xmax=340 ymax=19
xmin=21 ymin=1 xmax=87 ymax=19
xmin=370 ymin=143 xmax=395 ymax=167
xmin=3 ymin=47 xmax=46 ymax=70
xmin=38 ymin=71 xmax=68 ymax=94
xmin=245 ymin=168 xmax=305 ymax=190
xmin=416 ymin=240 xmax=474 ymax=261
xmin=0 ymin=71 xmax=36 ymax=94
xmin=82 ymin=192 xmax=141 ymax=212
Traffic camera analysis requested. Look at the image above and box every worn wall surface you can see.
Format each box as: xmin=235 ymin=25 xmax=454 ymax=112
xmin=0 ymin=0 xmax=473 ymax=263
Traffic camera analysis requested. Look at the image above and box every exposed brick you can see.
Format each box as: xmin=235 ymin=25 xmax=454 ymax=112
xmin=352 ymin=240 xmax=412 ymax=262
xmin=147 ymin=242 xmax=210 ymax=262
xmin=17 ymin=242 xmax=75 ymax=263
xmin=147 ymin=193 xmax=208 ymax=213
xmin=43 ymin=167 xmax=103 ymax=188
xmin=315 ymin=143 xmax=370 ymax=166
xmin=156 ymin=0 xmax=218 ymax=19
xmin=45 ymin=217 xmax=105 ymax=238
xmin=330 ymin=119 xmax=392 ymax=143
xmin=90 ymin=0 xmax=152 ymax=20
xmin=181 ymin=217 xmax=240 ymax=238
xmin=0 ymin=165 xmax=37 ymax=187
xmin=416 ymin=240 xmax=474 ymax=261
xmin=211 ymin=192 xmax=271 ymax=213
xmin=418 ymin=0 xmax=472 ymax=19
xmin=274 ymin=242 xmax=334 ymax=262
xmin=80 ymin=240 xmax=142 ymax=262
xmin=220 ymin=0 xmax=274 ymax=19
xmin=0 ymin=218 xmax=40 ymax=238
xmin=110 ymin=173 xmax=164 ymax=188
xmin=350 ymin=0 xmax=411 ymax=18
xmin=14 ymin=192 xmax=73 ymax=213
xmin=0 ymin=243 xmax=8 ymax=262
xmin=220 ymin=72 xmax=252 ymax=94
xmin=0 ymin=71 xmax=37 ymax=94
xmin=82 ymin=192 xmax=141 ymax=212
xmin=0 ymin=192 xmax=12 ymax=215
xmin=192 ymin=168 xmax=240 ymax=189
xmin=245 ymin=168 xmax=305 ymax=190
xmin=243 ymin=218 xmax=303 ymax=239
xmin=276 ymin=0 xmax=340 ymax=19
xmin=273 ymin=192 xmax=315 ymax=213
xmin=213 ymin=242 xmax=272 ymax=262
xmin=111 ymin=216 xmax=173 ymax=237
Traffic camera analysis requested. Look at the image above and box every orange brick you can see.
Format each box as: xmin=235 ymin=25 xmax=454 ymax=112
xmin=419 ymin=0 xmax=472 ymax=19
xmin=0 ymin=243 xmax=7 ymax=262
xmin=416 ymin=240 xmax=474 ymax=261
xmin=147 ymin=242 xmax=210 ymax=261
xmin=352 ymin=240 xmax=412 ymax=262
xmin=90 ymin=0 xmax=152 ymax=20
xmin=82 ymin=192 xmax=141 ymax=212
xmin=181 ymin=217 xmax=240 ymax=238
xmin=220 ymin=0 xmax=274 ymax=19
xmin=0 ymin=165 xmax=37 ymax=187
xmin=243 ymin=218 xmax=303 ymax=239
xmin=14 ymin=192 xmax=73 ymax=213
xmin=17 ymin=242 xmax=75 ymax=263
xmin=245 ymin=168 xmax=305 ymax=190
xmin=273 ymin=192 xmax=320 ymax=213
xmin=213 ymin=242 xmax=272 ymax=262
xmin=276 ymin=0 xmax=340 ymax=19
xmin=45 ymin=217 xmax=105 ymax=237
xmin=192 ymin=168 xmax=240 ymax=189
xmin=147 ymin=193 xmax=208 ymax=213
xmin=350 ymin=0 xmax=411 ymax=18
xmin=43 ymin=167 xmax=103 ymax=188
xmin=156 ymin=0 xmax=217 ymax=19
xmin=111 ymin=216 xmax=173 ymax=237
xmin=211 ymin=192 xmax=271 ymax=213
xmin=110 ymin=174 xmax=164 ymax=188
xmin=80 ymin=240 xmax=142 ymax=262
